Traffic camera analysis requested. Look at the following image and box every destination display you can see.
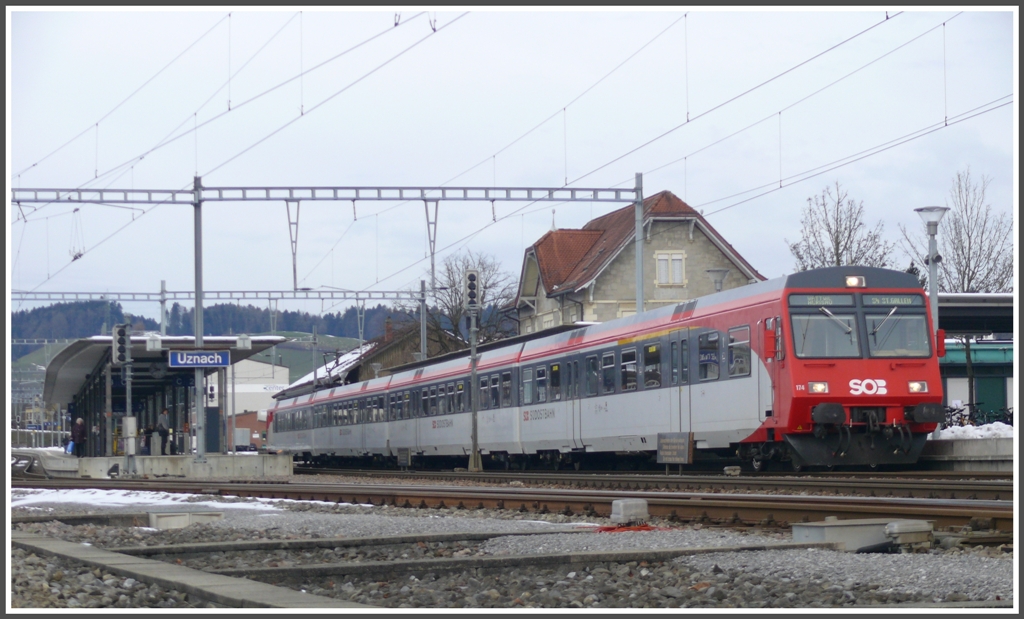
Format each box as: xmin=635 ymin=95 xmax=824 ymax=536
xmin=788 ymin=294 xmax=854 ymax=307
xmin=863 ymin=294 xmax=924 ymax=306
xmin=168 ymin=350 xmax=230 ymax=368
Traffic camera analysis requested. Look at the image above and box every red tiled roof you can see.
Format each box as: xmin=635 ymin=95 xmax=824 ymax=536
xmin=532 ymin=229 xmax=603 ymax=291
xmin=527 ymin=190 xmax=763 ymax=298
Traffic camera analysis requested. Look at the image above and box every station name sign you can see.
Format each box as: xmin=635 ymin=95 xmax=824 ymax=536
xmin=168 ymin=350 xmax=230 ymax=368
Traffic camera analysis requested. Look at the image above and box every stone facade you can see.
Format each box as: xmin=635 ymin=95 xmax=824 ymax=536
xmin=516 ymin=191 xmax=762 ymax=332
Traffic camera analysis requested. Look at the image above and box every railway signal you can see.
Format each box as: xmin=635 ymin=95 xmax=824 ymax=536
xmin=464 ymin=269 xmax=480 ymax=312
xmin=112 ymin=324 xmax=131 ymax=365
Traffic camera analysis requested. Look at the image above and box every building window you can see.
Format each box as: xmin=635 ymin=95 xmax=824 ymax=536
xmin=656 ymin=252 xmax=686 ymax=286
xmin=543 ymin=315 xmax=554 ymax=329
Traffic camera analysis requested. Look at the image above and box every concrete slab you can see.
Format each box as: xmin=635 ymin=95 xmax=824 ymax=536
xmin=610 ymin=498 xmax=649 ymax=523
xmin=11 ymin=531 xmax=368 ymax=608
xmin=792 ymin=517 xmax=933 ymax=552
xmin=76 ymin=454 xmax=292 ymax=479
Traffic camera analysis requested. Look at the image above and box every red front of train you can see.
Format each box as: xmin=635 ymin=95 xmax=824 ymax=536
xmin=746 ymin=267 xmax=945 ymax=469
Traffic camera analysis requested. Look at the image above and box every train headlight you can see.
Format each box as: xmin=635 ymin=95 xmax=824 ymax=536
xmin=845 ymin=275 xmax=866 ymax=288
xmin=908 ymin=381 xmax=928 ymax=393
xmin=808 ymin=382 xmax=829 ymax=394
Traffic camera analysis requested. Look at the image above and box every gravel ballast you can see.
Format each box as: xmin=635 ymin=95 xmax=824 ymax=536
xmin=11 ymin=488 xmax=1014 ymax=609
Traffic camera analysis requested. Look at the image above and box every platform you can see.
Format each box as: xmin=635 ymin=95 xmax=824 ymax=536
xmin=918 ymin=438 xmax=1014 ymax=472
xmin=10 ymin=451 xmax=293 ymax=480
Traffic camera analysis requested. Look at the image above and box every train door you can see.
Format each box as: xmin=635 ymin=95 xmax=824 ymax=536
xmin=565 ymin=355 xmax=583 ymax=449
xmin=669 ymin=329 xmax=692 ymax=433
xmin=758 ymin=317 xmax=778 ymax=422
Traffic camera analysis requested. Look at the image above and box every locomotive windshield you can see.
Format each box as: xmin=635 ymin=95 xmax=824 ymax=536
xmin=788 ymin=292 xmax=931 ymax=359
xmin=790 ymin=311 xmax=860 ymax=358
xmin=865 ymin=311 xmax=930 ymax=357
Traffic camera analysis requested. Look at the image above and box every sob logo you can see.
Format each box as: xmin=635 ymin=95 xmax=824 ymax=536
xmin=849 ymin=378 xmax=887 ymax=395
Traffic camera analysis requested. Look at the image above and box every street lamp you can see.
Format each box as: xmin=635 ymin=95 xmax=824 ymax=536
xmin=706 ymin=268 xmax=730 ymax=293
xmin=914 ymin=206 xmax=949 ymax=334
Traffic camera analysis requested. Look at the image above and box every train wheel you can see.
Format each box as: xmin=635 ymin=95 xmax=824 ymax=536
xmin=751 ymin=458 xmax=764 ymax=472
xmin=790 ymin=460 xmax=803 ymax=473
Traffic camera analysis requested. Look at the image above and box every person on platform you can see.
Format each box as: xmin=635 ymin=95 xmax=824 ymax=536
xmin=71 ymin=418 xmax=87 ymax=458
xmin=157 ymin=409 xmax=170 ymax=456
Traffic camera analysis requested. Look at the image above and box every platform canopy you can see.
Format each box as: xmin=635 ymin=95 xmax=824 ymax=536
xmin=43 ymin=335 xmax=287 ymax=406
xmin=936 ymin=293 xmax=1014 ymax=335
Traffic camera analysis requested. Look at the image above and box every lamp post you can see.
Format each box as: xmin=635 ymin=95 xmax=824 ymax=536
xmin=914 ymin=206 xmax=949 ymax=334
xmin=706 ymin=268 xmax=730 ymax=293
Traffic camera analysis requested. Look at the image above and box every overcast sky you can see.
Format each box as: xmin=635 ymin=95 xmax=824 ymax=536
xmin=7 ymin=8 xmax=1017 ymax=325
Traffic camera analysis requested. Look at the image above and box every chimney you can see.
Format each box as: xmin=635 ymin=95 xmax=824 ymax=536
xmin=384 ymin=316 xmax=393 ymax=343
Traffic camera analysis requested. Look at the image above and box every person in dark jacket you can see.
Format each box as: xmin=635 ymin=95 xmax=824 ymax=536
xmin=157 ymin=409 xmax=171 ymax=455
xmin=71 ymin=418 xmax=87 ymax=458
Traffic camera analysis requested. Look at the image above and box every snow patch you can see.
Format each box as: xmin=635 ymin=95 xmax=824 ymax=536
xmin=933 ymin=422 xmax=1015 ymax=440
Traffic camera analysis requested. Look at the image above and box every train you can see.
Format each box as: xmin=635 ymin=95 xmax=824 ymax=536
xmin=268 ymin=266 xmax=946 ymax=470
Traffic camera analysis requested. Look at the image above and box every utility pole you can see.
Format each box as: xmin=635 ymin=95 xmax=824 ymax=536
xmin=465 ymin=268 xmax=482 ymax=472
xmin=420 ymin=280 xmax=428 ymax=361
xmin=193 ymin=175 xmax=206 ymax=462
xmin=633 ymin=173 xmax=645 ymax=314
xmin=468 ymin=310 xmax=482 ymax=472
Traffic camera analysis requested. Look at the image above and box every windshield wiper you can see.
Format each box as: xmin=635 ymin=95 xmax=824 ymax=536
xmin=818 ymin=307 xmax=852 ymax=334
xmin=871 ymin=306 xmax=898 ymax=335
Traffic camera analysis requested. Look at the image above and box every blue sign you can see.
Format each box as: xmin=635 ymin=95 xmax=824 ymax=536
xmin=168 ymin=350 xmax=230 ymax=368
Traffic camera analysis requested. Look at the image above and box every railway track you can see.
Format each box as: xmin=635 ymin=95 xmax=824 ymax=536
xmin=13 ymin=478 xmax=1013 ymax=532
xmin=292 ymin=467 xmax=1014 ymax=501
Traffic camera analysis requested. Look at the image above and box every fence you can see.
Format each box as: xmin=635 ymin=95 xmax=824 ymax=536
xmin=10 ymin=429 xmax=67 ymax=449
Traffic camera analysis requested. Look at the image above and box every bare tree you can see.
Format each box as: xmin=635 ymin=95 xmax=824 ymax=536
xmin=398 ymin=250 xmax=518 ymax=355
xmin=786 ymin=181 xmax=896 ymax=271
xmin=900 ymin=167 xmax=1013 ymax=293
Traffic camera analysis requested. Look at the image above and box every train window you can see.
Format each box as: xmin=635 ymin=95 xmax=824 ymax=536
xmin=501 ymin=372 xmax=512 ymax=407
xmin=644 ymin=343 xmax=662 ymax=388
xmin=430 ymin=386 xmax=438 ymax=416
xmin=602 ymin=352 xmax=616 ymax=394
xmin=522 ymin=368 xmax=534 ymax=404
xmin=438 ymin=386 xmax=448 ymax=415
xmin=479 ymin=377 xmax=489 ymax=410
xmin=573 ymin=360 xmax=581 ymax=398
xmin=447 ymin=384 xmax=455 ymax=414
xmin=403 ymin=391 xmax=411 ymax=419
xmin=790 ymin=313 xmax=860 ymax=358
xmin=620 ymin=349 xmax=638 ymax=392
xmin=421 ymin=390 xmax=429 ymax=417
xmin=698 ymin=332 xmax=720 ymax=381
xmin=728 ymin=327 xmax=751 ymax=377
xmin=671 ymin=342 xmax=678 ymax=385
xmin=585 ymin=355 xmax=599 ymax=396
xmin=865 ymin=313 xmax=930 ymax=358
xmin=490 ymin=374 xmax=501 ymax=409
xmin=536 ymin=367 xmax=547 ymax=403
xmin=681 ymin=338 xmax=690 ymax=383
xmin=549 ymin=364 xmax=561 ymax=401
xmin=456 ymin=382 xmax=465 ymax=412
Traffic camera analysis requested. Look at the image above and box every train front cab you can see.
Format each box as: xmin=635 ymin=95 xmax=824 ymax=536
xmin=766 ymin=269 xmax=945 ymax=469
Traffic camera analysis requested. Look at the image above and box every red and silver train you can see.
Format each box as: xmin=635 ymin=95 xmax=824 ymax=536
xmin=268 ymin=266 xmax=946 ymax=470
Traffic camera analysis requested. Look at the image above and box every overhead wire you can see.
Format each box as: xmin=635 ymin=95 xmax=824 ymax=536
xmin=201 ymin=12 xmax=468 ymax=178
xmin=626 ymin=13 xmax=964 ymax=188
xmin=13 ymin=13 xmax=230 ymax=179
xmin=567 ymin=11 xmax=905 ymax=186
xmin=11 ymin=11 xmax=303 ymax=224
